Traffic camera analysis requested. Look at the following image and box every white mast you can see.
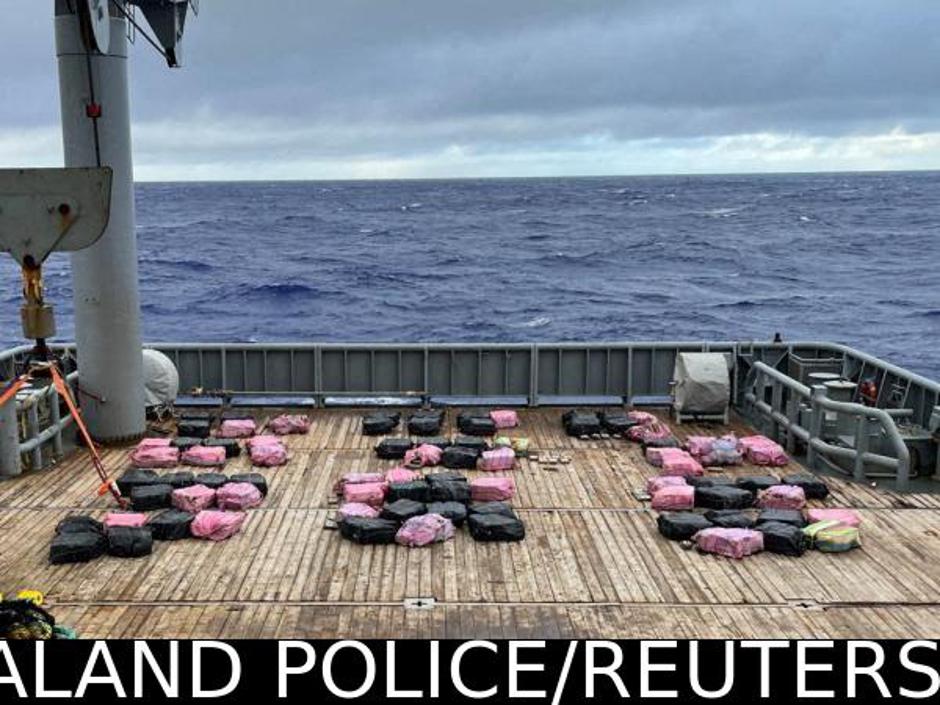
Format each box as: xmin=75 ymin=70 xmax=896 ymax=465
xmin=53 ymin=0 xmax=195 ymax=442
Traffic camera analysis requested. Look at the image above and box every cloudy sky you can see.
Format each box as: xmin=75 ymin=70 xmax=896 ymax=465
xmin=3 ymin=0 xmax=940 ymax=180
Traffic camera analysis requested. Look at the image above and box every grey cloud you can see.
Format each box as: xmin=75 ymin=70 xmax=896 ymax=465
xmin=3 ymin=0 xmax=940 ymax=172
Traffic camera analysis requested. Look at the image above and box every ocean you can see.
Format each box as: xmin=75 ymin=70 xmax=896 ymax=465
xmin=2 ymin=171 xmax=938 ymax=379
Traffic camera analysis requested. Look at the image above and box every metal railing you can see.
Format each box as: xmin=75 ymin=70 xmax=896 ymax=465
xmin=0 ymin=346 xmax=78 ymax=476
xmin=744 ymin=361 xmax=912 ymax=491
xmin=2 ymin=339 xmax=936 ymax=488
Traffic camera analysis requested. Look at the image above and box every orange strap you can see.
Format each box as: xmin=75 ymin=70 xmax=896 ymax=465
xmin=50 ymin=365 xmax=126 ymax=507
xmin=0 ymin=377 xmax=29 ymax=408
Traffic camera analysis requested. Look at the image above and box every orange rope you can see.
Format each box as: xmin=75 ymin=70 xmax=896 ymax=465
xmin=0 ymin=377 xmax=29 ymax=408
xmin=49 ymin=365 xmax=126 ymax=507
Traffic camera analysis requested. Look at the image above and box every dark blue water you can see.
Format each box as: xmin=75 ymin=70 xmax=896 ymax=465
xmin=2 ymin=172 xmax=939 ymax=379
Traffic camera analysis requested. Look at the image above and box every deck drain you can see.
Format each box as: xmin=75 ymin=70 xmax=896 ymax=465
xmin=404 ymin=597 xmax=436 ymax=610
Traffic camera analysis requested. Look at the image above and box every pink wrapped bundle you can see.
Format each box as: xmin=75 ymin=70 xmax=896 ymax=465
xmin=385 ymin=467 xmax=421 ymax=484
xmin=182 ymin=445 xmax=227 ymax=467
xmin=645 ymin=446 xmax=689 ymax=467
xmin=651 ymin=485 xmax=695 ymax=511
xmin=249 ymin=439 xmax=288 ymax=467
xmin=137 ymin=437 xmax=171 ymax=450
xmin=694 ymin=528 xmax=764 ymax=559
xmin=338 ymin=502 xmax=380 ymax=520
xmin=395 ymin=514 xmax=456 ymax=547
xmin=216 ymin=482 xmax=264 ymax=511
xmin=739 ymin=436 xmax=789 ymax=466
xmin=131 ymin=445 xmax=180 ymax=468
xmin=172 ymin=484 xmax=217 ymax=513
xmin=343 ymin=481 xmax=388 ymax=507
xmin=191 ymin=510 xmax=247 ymax=541
xmin=661 ymin=453 xmax=704 ymax=478
xmin=247 ymin=435 xmax=281 ymax=449
xmin=217 ymin=418 xmax=257 ymax=439
xmin=471 ymin=477 xmax=516 ymax=502
xmin=479 ymin=447 xmax=516 ymax=472
xmin=269 ymin=414 xmax=311 ymax=435
xmin=685 ymin=436 xmax=715 ymax=458
xmin=646 ymin=475 xmax=688 ymax=494
xmin=757 ymin=485 xmax=806 ymax=510
xmin=806 ymin=508 xmax=861 ymax=528
xmin=341 ymin=472 xmax=385 ymax=486
xmin=628 ymin=410 xmax=657 ymax=426
xmin=627 ymin=422 xmax=674 ymax=443
xmin=104 ymin=512 xmax=147 ymax=528
xmin=700 ymin=434 xmax=743 ymax=466
xmin=489 ymin=410 xmax=519 ymax=429
xmin=403 ymin=443 xmax=443 ymax=467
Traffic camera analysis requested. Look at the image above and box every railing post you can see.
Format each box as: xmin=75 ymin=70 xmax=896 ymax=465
xmin=770 ymin=380 xmax=783 ymax=442
xmin=0 ymin=392 xmax=21 ymax=477
xmin=853 ymin=415 xmax=869 ymax=482
xmin=50 ymin=387 xmax=64 ymax=459
xmin=807 ymin=384 xmax=828 ymax=470
xmin=785 ymin=392 xmax=799 ymax=454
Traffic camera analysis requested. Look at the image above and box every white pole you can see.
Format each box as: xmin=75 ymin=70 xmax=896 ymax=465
xmin=0 ymin=396 xmax=20 ymax=477
xmin=55 ymin=1 xmax=145 ymax=442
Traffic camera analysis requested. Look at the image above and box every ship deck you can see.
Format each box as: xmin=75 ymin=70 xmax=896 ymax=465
xmin=2 ymin=407 xmax=940 ymax=639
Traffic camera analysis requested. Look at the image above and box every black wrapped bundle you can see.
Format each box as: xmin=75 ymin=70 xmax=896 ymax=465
xmin=362 ymin=413 xmax=399 ymax=436
xmin=194 ymin=473 xmax=229 ymax=490
xmin=468 ymin=501 xmax=517 ymax=518
xmin=428 ymin=475 xmax=471 ymax=503
xmin=694 ymin=485 xmax=754 ymax=510
xmin=427 ymin=501 xmax=468 ymax=527
xmin=387 ymin=481 xmax=430 ymax=503
xmin=562 ymin=411 xmax=601 ymax=436
xmin=55 ymin=515 xmax=103 ymax=535
xmin=408 ymin=410 xmax=444 ymax=436
xmin=453 ymin=437 xmax=487 ymax=455
xmin=643 ymin=436 xmax=682 ymax=449
xmin=204 ymin=438 xmax=242 ymax=458
xmin=656 ymin=512 xmax=712 ymax=541
xmin=49 ymin=532 xmax=107 ymax=564
xmin=375 ymin=438 xmax=414 ymax=460
xmin=130 ymin=484 xmax=174 ymax=511
xmin=221 ymin=410 xmax=254 ymax=421
xmin=148 ymin=510 xmax=195 ymax=541
xmin=106 ymin=527 xmax=153 ymax=558
xmin=171 ymin=437 xmax=203 ymax=452
xmin=686 ymin=476 xmax=735 ymax=488
xmin=442 ymin=446 xmax=479 ymax=470
xmin=116 ymin=468 xmax=161 ymax=496
xmin=230 ymin=473 xmax=269 ymax=497
xmin=380 ymin=499 xmax=427 ymax=523
xmin=758 ymin=521 xmax=809 ymax=557
xmin=783 ymin=474 xmax=830 ymax=500
xmin=178 ymin=419 xmax=211 ymax=439
xmin=599 ymin=411 xmax=639 ymax=435
xmin=339 ymin=517 xmax=399 ymax=544
xmin=163 ymin=471 xmax=196 ymax=490
xmin=757 ymin=508 xmax=806 ymax=528
xmin=704 ymin=509 xmax=756 ymax=529
xmin=735 ymin=476 xmax=779 ymax=493
xmin=457 ymin=414 xmax=496 ymax=437
xmin=468 ymin=513 xmax=525 ymax=542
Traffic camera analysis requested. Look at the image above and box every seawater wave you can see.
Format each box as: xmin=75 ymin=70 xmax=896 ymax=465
xmin=0 ymin=172 xmax=938 ymax=379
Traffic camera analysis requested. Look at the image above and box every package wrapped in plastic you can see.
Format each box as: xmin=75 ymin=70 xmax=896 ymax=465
xmin=191 ymin=510 xmax=247 ymax=541
xmin=651 ymin=485 xmax=695 ymax=511
xmin=395 ymin=514 xmax=455 ymax=547
xmin=657 ymin=512 xmax=712 ymax=541
xmin=217 ymin=419 xmax=256 ymax=439
xmin=269 ymin=414 xmax=310 ymax=435
xmin=694 ymin=528 xmax=763 ymax=559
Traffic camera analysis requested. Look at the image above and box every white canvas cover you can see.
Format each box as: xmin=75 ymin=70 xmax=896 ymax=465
xmin=673 ymin=352 xmax=730 ymax=414
xmin=142 ymin=349 xmax=179 ymax=408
